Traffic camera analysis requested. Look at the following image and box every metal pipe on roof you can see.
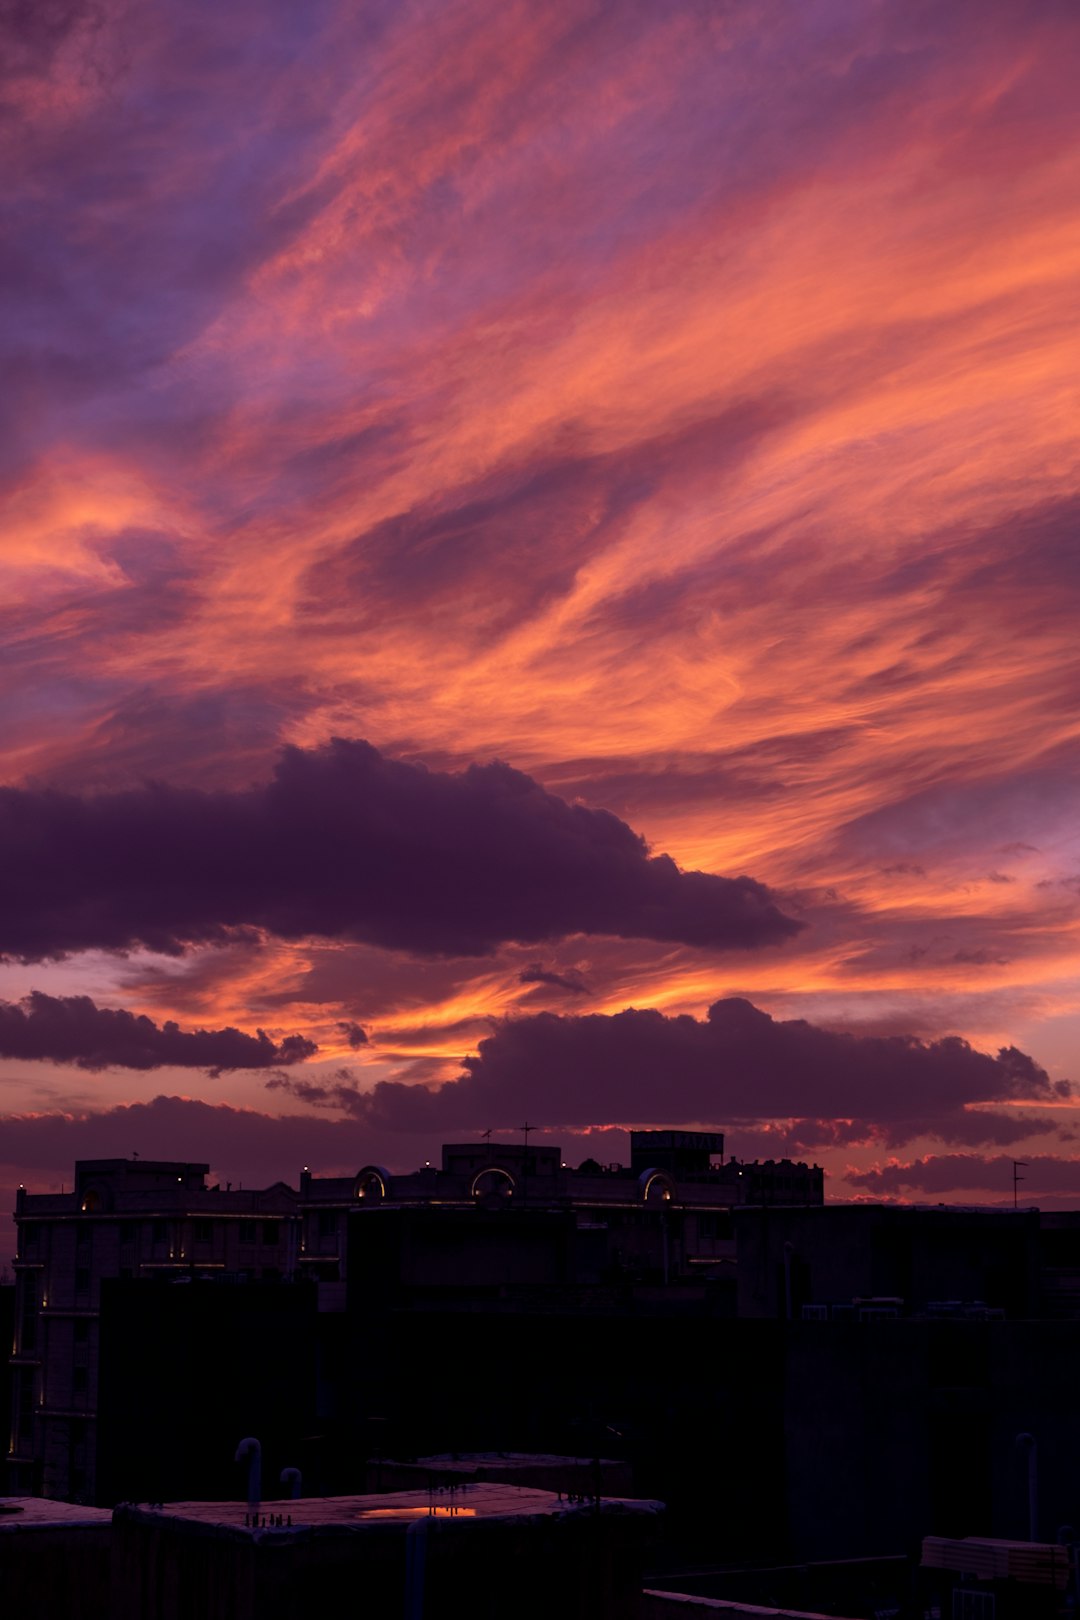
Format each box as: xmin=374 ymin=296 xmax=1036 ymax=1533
xmin=235 ymin=1437 xmax=261 ymax=1517
xmin=1017 ymin=1432 xmax=1038 ymax=1541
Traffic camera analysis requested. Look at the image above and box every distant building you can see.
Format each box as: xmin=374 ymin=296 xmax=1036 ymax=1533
xmin=734 ymin=1203 xmax=1042 ymax=1320
xmin=299 ymin=1131 xmax=823 ymax=1288
xmin=8 ymin=1159 xmax=298 ymax=1500
xmin=7 ymin=1137 xmax=826 ymax=1500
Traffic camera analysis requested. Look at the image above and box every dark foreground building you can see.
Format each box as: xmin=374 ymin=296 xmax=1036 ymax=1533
xmin=95 ymin=1277 xmax=317 ymax=1507
xmin=110 ymin=1486 xmax=663 ymax=1620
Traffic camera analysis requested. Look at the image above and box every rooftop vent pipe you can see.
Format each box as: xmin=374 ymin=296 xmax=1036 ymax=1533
xmin=280 ymin=1467 xmax=302 ymax=1499
xmin=1016 ymin=1432 xmax=1038 ymax=1541
xmin=235 ymin=1436 xmax=261 ymax=1517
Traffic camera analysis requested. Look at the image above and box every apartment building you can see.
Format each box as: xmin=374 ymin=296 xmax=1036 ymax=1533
xmin=8 ymin=1158 xmax=298 ymax=1500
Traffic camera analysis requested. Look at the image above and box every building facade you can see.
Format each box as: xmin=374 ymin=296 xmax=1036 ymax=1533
xmin=8 ymin=1136 xmax=825 ymax=1500
xmin=299 ymin=1132 xmax=824 ymax=1289
xmin=8 ymin=1159 xmax=298 ymax=1500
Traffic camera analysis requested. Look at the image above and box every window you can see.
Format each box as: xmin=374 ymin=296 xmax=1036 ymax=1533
xmin=21 ymin=1221 xmax=40 ymax=1251
xmin=17 ymin=1371 xmax=34 ymax=1431
xmin=74 ymin=1267 xmax=90 ymax=1294
xmin=238 ymin=1220 xmax=257 ymax=1244
xmin=73 ymin=1366 xmax=88 ymax=1394
xmin=953 ymin=1591 xmax=995 ymax=1619
xmin=262 ymin=1221 xmax=279 ymax=1246
xmin=152 ymin=1220 xmax=168 ymax=1244
xmin=74 ymin=1319 xmax=89 ymax=1344
xmin=193 ymin=1220 xmax=213 ymax=1243
xmin=317 ymin=1210 xmax=337 ymax=1240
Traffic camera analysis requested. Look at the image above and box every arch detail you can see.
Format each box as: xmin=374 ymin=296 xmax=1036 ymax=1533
xmin=470 ymin=1166 xmax=516 ymax=1200
xmin=354 ymin=1166 xmax=391 ymax=1202
xmin=638 ymin=1169 xmax=675 ymax=1204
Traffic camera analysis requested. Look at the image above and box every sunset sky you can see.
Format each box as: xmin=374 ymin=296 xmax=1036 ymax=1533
xmin=4 ymin=0 xmax=1080 ymax=1260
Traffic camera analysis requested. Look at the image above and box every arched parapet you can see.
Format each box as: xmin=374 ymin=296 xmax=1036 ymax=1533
xmin=79 ymin=1184 xmax=113 ymax=1213
xmin=354 ymin=1166 xmax=392 ymax=1202
xmin=637 ymin=1168 xmax=675 ymax=1204
xmin=470 ymin=1165 xmax=516 ymax=1202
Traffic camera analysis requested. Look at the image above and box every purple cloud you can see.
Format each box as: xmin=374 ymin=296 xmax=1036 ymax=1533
xmin=337 ymin=1020 xmax=369 ymax=1048
xmin=848 ymin=1153 xmax=1080 ymax=1199
xmin=0 ymin=738 xmax=799 ymax=960
xmin=518 ymin=962 xmax=589 ymax=996
xmin=0 ymin=990 xmax=315 ymax=1073
xmin=310 ymin=997 xmax=1066 ymax=1145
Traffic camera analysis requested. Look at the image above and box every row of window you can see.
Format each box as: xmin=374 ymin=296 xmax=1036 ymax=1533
xmin=21 ymin=1217 xmax=284 ymax=1253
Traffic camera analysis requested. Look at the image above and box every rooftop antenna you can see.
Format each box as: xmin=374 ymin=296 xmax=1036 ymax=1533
xmin=1013 ymin=1160 xmax=1027 ymax=1210
xmin=520 ymin=1122 xmax=537 ymax=1205
xmin=132 ymin=1151 xmax=139 ymax=1160
xmin=481 ymin=1128 xmax=493 ymax=1162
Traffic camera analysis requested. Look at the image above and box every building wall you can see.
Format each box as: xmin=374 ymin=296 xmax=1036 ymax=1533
xmin=96 ymin=1279 xmax=318 ymax=1506
xmin=782 ymin=1319 xmax=1080 ymax=1560
xmin=735 ymin=1205 xmax=1042 ymax=1320
xmin=8 ymin=1162 xmax=299 ymax=1501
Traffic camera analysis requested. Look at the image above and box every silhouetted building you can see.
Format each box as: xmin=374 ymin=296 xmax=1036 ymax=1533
xmin=1036 ymin=1209 xmax=1080 ymax=1318
xmin=8 ymin=1160 xmax=298 ymax=1500
xmin=920 ymin=1533 xmax=1071 ymax=1617
xmin=301 ymin=1133 xmax=823 ymax=1290
xmin=95 ymin=1277 xmax=317 ymax=1506
xmin=0 ymin=1496 xmax=112 ymax=1620
xmin=110 ymin=1486 xmax=664 ymax=1620
xmin=735 ymin=1203 xmax=1042 ymax=1320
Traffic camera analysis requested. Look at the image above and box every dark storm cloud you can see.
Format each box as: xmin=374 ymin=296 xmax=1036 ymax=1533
xmin=0 ymin=990 xmax=315 ymax=1072
xmin=0 ymin=737 xmax=799 ymax=959
xmin=322 ymin=997 xmax=1067 ymax=1144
